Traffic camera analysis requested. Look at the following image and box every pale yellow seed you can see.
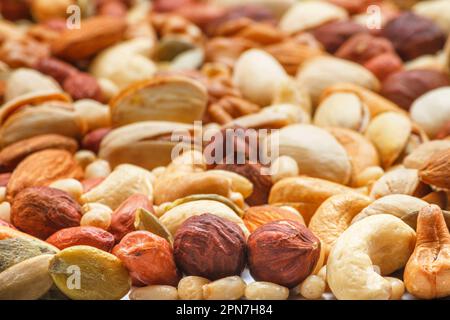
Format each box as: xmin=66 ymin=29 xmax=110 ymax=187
xmin=229 ymin=191 xmax=245 ymax=210
xmin=202 ymin=276 xmax=246 ymax=300
xmin=85 ymin=159 xmax=111 ymax=179
xmin=129 ymin=285 xmax=178 ymax=300
xmin=270 ymin=156 xmax=299 ymax=184
xmin=300 ymin=275 xmax=325 ymax=300
xmin=0 ymin=202 xmax=11 ymax=223
xmin=317 ymin=266 xmax=327 ymax=280
xmin=50 ymin=179 xmax=83 ymax=202
xmin=74 ymin=150 xmax=97 ymax=169
xmin=178 ymin=276 xmax=210 ymax=300
xmin=385 ymin=277 xmax=405 ymax=300
xmin=355 ymin=166 xmax=384 ymax=188
xmin=245 ymin=282 xmax=289 ymax=300
xmin=152 ymin=166 xmax=166 ymax=179
xmin=80 ymin=209 xmax=112 ymax=230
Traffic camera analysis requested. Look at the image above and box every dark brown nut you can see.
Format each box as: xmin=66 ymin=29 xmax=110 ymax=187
xmin=113 ymin=231 xmax=180 ymax=287
xmin=0 ymin=173 xmax=11 ymax=187
xmin=11 ymin=187 xmax=82 ymax=239
xmin=381 ymin=12 xmax=446 ymax=61
xmin=419 ymin=149 xmax=450 ymax=191
xmin=63 ymin=72 xmax=104 ymax=102
xmin=312 ymin=21 xmax=368 ymax=53
xmin=215 ymin=163 xmax=272 ymax=206
xmin=336 ymin=33 xmax=395 ymax=65
xmin=247 ymin=220 xmax=321 ymax=288
xmin=436 ymin=121 xmax=450 ymax=140
xmin=0 ymin=134 xmax=78 ymax=173
xmin=363 ymin=52 xmax=403 ymax=81
xmin=174 ymin=214 xmax=246 ymax=281
xmin=33 ymin=57 xmax=77 ymax=84
xmin=0 ymin=0 xmax=31 ymax=21
xmin=109 ymin=194 xmax=154 ymax=242
xmin=82 ymin=128 xmax=112 ymax=154
xmin=6 ymin=149 xmax=84 ymax=200
xmin=380 ymin=70 xmax=450 ymax=110
xmin=46 ymin=226 xmax=115 ymax=251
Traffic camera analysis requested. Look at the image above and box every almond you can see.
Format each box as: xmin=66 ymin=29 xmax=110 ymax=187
xmin=419 ymin=148 xmax=450 ymax=191
xmin=51 ymin=16 xmax=127 ymax=61
xmin=0 ymin=134 xmax=78 ymax=173
xmin=7 ymin=149 xmax=83 ymax=200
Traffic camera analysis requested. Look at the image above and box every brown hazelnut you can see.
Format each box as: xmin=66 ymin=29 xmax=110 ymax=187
xmin=247 ymin=220 xmax=321 ymax=288
xmin=381 ymin=12 xmax=446 ymax=61
xmin=174 ymin=214 xmax=246 ymax=280
xmin=82 ymin=128 xmax=112 ymax=154
xmin=336 ymin=33 xmax=395 ymax=65
xmin=11 ymin=186 xmax=82 ymax=239
xmin=113 ymin=231 xmax=180 ymax=286
xmin=312 ymin=21 xmax=368 ymax=53
xmin=363 ymin=52 xmax=403 ymax=81
xmin=381 ymin=70 xmax=450 ymax=110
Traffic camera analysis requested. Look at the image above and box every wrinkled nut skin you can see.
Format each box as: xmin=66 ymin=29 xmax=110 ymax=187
xmin=381 ymin=70 xmax=450 ymax=110
xmin=109 ymin=194 xmax=154 ymax=242
xmin=46 ymin=226 xmax=115 ymax=252
xmin=11 ymin=187 xmax=82 ymax=240
xmin=173 ymin=214 xmax=246 ymax=281
xmin=0 ymin=134 xmax=78 ymax=173
xmin=381 ymin=12 xmax=446 ymax=61
xmin=214 ymin=163 xmax=272 ymax=206
xmin=247 ymin=220 xmax=321 ymax=288
xmin=113 ymin=231 xmax=180 ymax=287
xmin=312 ymin=21 xmax=368 ymax=53
xmin=6 ymin=149 xmax=83 ymax=201
xmin=404 ymin=205 xmax=450 ymax=299
xmin=243 ymin=205 xmax=304 ymax=233
xmin=419 ymin=149 xmax=450 ymax=191
xmin=82 ymin=128 xmax=112 ymax=154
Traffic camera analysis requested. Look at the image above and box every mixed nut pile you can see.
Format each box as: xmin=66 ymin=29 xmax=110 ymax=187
xmin=1 ymin=0 xmax=450 ymax=301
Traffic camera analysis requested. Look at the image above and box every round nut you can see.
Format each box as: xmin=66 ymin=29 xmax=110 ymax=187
xmin=129 ymin=285 xmax=178 ymax=300
xmin=49 ymin=178 xmax=83 ymax=202
xmin=177 ymin=276 xmax=211 ymax=300
xmin=202 ymin=276 xmax=246 ymax=300
xmin=299 ymin=275 xmax=326 ymax=300
xmin=74 ymin=150 xmax=97 ymax=169
xmin=248 ymin=220 xmax=321 ymax=288
xmin=84 ymin=159 xmax=111 ymax=179
xmin=174 ymin=214 xmax=246 ymax=280
xmin=244 ymin=281 xmax=289 ymax=300
xmin=80 ymin=209 xmax=112 ymax=230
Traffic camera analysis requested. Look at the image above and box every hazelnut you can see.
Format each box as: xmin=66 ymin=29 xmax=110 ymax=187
xmin=113 ymin=231 xmax=180 ymax=287
xmin=381 ymin=12 xmax=446 ymax=61
xmin=380 ymin=70 xmax=450 ymax=110
xmin=247 ymin=220 xmax=321 ymax=288
xmin=312 ymin=21 xmax=368 ymax=53
xmin=11 ymin=187 xmax=82 ymax=239
xmin=174 ymin=214 xmax=246 ymax=280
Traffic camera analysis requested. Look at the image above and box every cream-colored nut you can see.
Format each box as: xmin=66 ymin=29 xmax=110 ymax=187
xmin=0 ymin=187 xmax=6 ymax=203
xmin=299 ymin=275 xmax=326 ymax=300
xmin=245 ymin=281 xmax=289 ymax=300
xmin=354 ymin=166 xmax=384 ymax=188
xmin=75 ymin=150 xmax=97 ymax=169
xmin=327 ymin=215 xmax=416 ymax=300
xmin=270 ymin=156 xmax=299 ymax=184
xmin=81 ymin=164 xmax=153 ymax=210
xmin=207 ymin=170 xmax=253 ymax=199
xmin=369 ymin=167 xmax=426 ymax=199
xmin=98 ymin=78 xmax=119 ymax=101
xmin=317 ymin=266 xmax=327 ymax=280
xmin=177 ymin=276 xmax=210 ymax=300
xmin=403 ymin=140 xmax=450 ymax=169
xmin=153 ymin=202 xmax=171 ymax=218
xmin=80 ymin=209 xmax=112 ymax=230
xmin=232 ymin=49 xmax=288 ymax=107
xmin=202 ymin=276 xmax=246 ymax=300
xmin=82 ymin=202 xmax=112 ymax=215
xmin=49 ymin=179 xmax=83 ymax=202
xmin=152 ymin=166 xmax=166 ymax=179
xmin=385 ymin=277 xmax=405 ymax=300
xmin=74 ymin=99 xmax=111 ymax=131
xmin=84 ymin=159 xmax=111 ymax=179
xmin=229 ymin=191 xmax=245 ymax=210
xmin=129 ymin=285 xmax=178 ymax=300
xmin=0 ymin=202 xmax=11 ymax=223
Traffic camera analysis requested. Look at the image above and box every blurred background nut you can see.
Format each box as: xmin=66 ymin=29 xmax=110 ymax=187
xmin=270 ymin=155 xmax=298 ymax=183
xmin=0 ymin=0 xmax=31 ymax=21
xmin=177 ymin=276 xmax=211 ymax=300
xmin=363 ymin=53 xmax=403 ymax=81
xmin=381 ymin=12 xmax=446 ymax=61
xmin=243 ymin=205 xmax=305 ymax=233
xmin=129 ymin=285 xmax=178 ymax=300
xmin=80 ymin=208 xmax=112 ymax=230
xmin=11 ymin=186 xmax=82 ymax=239
xmin=202 ymin=276 xmax=246 ymax=300
xmin=174 ymin=214 xmax=246 ymax=280
xmin=46 ymin=226 xmax=115 ymax=252
xmin=0 ymin=202 xmax=11 ymax=224
xmin=245 ymin=281 xmax=289 ymax=300
xmin=31 ymin=0 xmax=74 ymax=22
xmin=84 ymin=159 xmax=111 ymax=179
xmin=436 ymin=121 xmax=450 ymax=139
xmin=74 ymin=150 xmax=97 ymax=169
xmin=419 ymin=148 xmax=450 ymax=191
xmin=247 ymin=220 xmax=321 ymax=288
xmin=49 ymin=178 xmax=83 ymax=202
xmin=413 ymin=0 xmax=450 ymax=34
xmin=312 ymin=20 xmax=368 ymax=53
xmin=386 ymin=277 xmax=405 ymax=300
xmin=113 ymin=231 xmax=180 ymax=287
xmin=380 ymin=70 xmax=450 ymax=110
xmin=404 ymin=140 xmax=450 ymax=169
xmin=82 ymin=128 xmax=112 ymax=154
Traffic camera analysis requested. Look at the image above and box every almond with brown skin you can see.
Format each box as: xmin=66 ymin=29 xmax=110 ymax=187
xmin=419 ymin=148 xmax=450 ymax=191
xmin=0 ymin=134 xmax=78 ymax=173
xmin=51 ymin=16 xmax=127 ymax=61
xmin=7 ymin=149 xmax=83 ymax=200
xmin=404 ymin=205 xmax=450 ymax=299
